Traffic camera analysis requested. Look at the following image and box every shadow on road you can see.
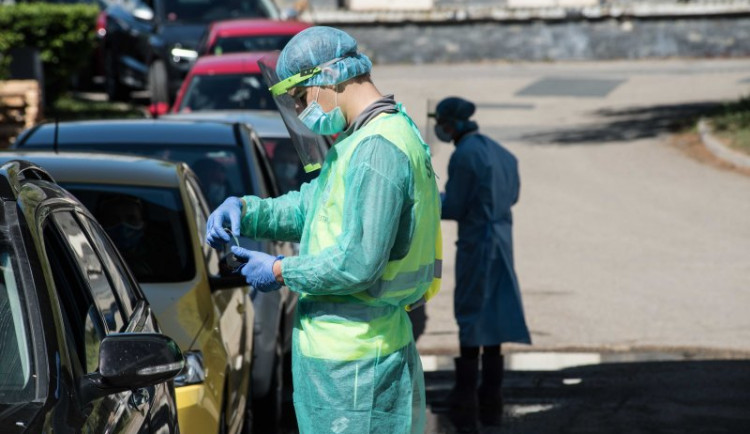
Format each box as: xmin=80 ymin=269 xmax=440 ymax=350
xmin=425 ymin=359 xmax=750 ymax=433
xmin=520 ymin=102 xmax=721 ymax=145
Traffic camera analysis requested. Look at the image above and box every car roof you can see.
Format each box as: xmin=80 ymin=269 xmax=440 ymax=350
xmin=190 ymin=52 xmax=271 ymax=75
xmin=0 ymin=160 xmax=63 ymax=203
xmin=0 ymin=152 xmax=183 ymax=188
xmin=162 ymin=110 xmax=289 ymax=138
xmin=210 ymin=18 xmax=310 ymax=37
xmin=17 ymin=119 xmax=242 ymax=147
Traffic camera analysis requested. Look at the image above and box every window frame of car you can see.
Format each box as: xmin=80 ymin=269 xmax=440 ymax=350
xmin=40 ymin=205 xmax=144 ymax=378
xmin=183 ymin=169 xmax=221 ymax=274
xmin=239 ymin=123 xmax=279 ymax=199
xmin=0 ymin=199 xmax=48 ymax=403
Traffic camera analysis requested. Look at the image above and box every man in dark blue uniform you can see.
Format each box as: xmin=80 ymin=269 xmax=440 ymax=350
xmin=432 ymin=97 xmax=531 ymax=430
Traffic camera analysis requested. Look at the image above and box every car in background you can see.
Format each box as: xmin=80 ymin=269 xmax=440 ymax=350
xmin=197 ymin=18 xmax=310 ymax=57
xmin=0 ymin=152 xmax=255 ymax=433
xmin=12 ymin=119 xmax=297 ymax=432
xmin=161 ymin=110 xmax=322 ymax=195
xmin=0 ymin=159 xmax=183 ymax=433
xmin=169 ymin=53 xmax=277 ymax=114
xmin=102 ymin=0 xmax=279 ymax=104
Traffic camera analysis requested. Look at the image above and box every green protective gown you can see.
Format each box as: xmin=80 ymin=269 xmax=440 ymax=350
xmin=239 ymin=107 xmax=441 ymax=433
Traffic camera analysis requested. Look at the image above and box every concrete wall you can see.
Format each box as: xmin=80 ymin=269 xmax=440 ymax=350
xmin=328 ymin=16 xmax=750 ymax=63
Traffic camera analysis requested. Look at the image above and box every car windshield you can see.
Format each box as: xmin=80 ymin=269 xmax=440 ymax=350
xmin=0 ymin=215 xmax=38 ymax=404
xmin=162 ymin=0 xmax=273 ymax=24
xmin=179 ymin=73 xmax=276 ymax=112
xmin=211 ymin=34 xmax=295 ymax=55
xmin=262 ymin=137 xmax=317 ymax=195
xmin=61 ymin=185 xmax=195 ymax=284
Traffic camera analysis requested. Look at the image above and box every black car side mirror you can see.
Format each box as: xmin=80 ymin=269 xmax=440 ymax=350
xmin=209 ymin=269 xmax=247 ymax=292
xmin=80 ymin=333 xmax=184 ymax=403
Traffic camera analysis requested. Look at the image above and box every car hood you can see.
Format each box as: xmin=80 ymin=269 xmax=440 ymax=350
xmin=160 ymin=24 xmax=206 ymax=49
xmin=0 ymin=402 xmax=43 ymax=433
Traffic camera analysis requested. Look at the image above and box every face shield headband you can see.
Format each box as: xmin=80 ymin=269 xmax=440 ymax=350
xmin=268 ymin=56 xmax=348 ymax=97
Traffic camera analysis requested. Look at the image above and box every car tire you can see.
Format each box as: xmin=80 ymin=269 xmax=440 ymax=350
xmin=148 ymin=60 xmax=170 ymax=106
xmin=105 ymin=51 xmax=129 ymax=102
xmin=252 ymin=329 xmax=284 ymax=433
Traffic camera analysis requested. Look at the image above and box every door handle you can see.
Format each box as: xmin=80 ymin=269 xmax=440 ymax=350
xmin=129 ymin=388 xmax=150 ymax=412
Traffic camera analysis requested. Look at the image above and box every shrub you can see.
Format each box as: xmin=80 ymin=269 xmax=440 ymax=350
xmin=0 ymin=3 xmax=99 ymax=102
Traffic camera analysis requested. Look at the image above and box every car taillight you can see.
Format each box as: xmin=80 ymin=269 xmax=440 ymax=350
xmin=96 ymin=11 xmax=107 ymax=38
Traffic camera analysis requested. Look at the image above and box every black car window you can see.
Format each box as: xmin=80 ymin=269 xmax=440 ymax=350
xmin=51 ymin=212 xmax=125 ymax=334
xmin=44 ymin=217 xmax=108 ymax=374
xmin=77 ymin=214 xmax=140 ymax=316
xmin=212 ymin=34 xmax=294 ymax=55
xmin=0 ymin=249 xmax=36 ymax=401
xmin=261 ymin=136 xmax=319 ymax=195
xmin=62 ymin=184 xmax=195 ymax=283
xmin=179 ymin=73 xmax=276 ymax=112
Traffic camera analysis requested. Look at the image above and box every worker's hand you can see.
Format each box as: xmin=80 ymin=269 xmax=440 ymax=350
xmin=231 ymin=246 xmax=284 ymax=293
xmin=206 ymin=197 xmax=243 ymax=249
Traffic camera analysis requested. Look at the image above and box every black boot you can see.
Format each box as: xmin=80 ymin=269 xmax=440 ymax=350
xmin=478 ymin=354 xmax=504 ymax=426
xmin=442 ymin=357 xmax=479 ymax=433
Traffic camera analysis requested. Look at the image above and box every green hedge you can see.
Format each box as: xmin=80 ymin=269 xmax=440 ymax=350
xmin=0 ymin=3 xmax=99 ymax=101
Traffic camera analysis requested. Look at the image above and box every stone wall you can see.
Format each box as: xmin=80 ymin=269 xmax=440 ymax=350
xmin=289 ymin=1 xmax=750 ymax=63
xmin=334 ymin=16 xmax=750 ymax=64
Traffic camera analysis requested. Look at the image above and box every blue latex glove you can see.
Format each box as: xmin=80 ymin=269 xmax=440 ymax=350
xmin=206 ymin=197 xmax=243 ymax=249
xmin=231 ymin=246 xmax=283 ymax=293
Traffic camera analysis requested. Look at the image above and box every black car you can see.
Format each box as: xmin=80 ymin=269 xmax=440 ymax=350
xmin=0 ymin=160 xmax=183 ymax=433
xmin=13 ymin=118 xmax=298 ymax=432
xmin=102 ymin=0 xmax=279 ymax=104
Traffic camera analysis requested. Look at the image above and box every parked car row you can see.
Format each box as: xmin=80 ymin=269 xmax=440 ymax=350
xmin=100 ymin=0 xmax=307 ymax=105
xmin=2 ymin=115 xmax=312 ymax=433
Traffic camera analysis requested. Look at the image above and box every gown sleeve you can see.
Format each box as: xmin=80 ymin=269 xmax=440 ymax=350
xmin=239 ymin=178 xmax=318 ymax=242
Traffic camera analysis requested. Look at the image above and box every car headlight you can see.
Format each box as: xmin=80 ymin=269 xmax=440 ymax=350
xmin=170 ymin=47 xmax=198 ymax=63
xmin=173 ymin=351 xmax=205 ymax=387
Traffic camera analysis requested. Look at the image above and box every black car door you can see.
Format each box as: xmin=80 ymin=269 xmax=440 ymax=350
xmin=77 ymin=212 xmax=179 ymax=434
xmin=43 ymin=210 xmax=154 ymax=433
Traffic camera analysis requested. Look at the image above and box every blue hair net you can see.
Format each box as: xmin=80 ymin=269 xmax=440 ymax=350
xmin=276 ymin=26 xmax=372 ymax=88
xmin=435 ymin=97 xmax=478 ymax=135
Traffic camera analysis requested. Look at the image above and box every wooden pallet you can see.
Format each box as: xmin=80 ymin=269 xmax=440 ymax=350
xmin=0 ymin=80 xmax=42 ymax=148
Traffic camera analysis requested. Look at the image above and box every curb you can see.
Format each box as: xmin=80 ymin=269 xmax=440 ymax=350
xmin=697 ymin=118 xmax=750 ymax=170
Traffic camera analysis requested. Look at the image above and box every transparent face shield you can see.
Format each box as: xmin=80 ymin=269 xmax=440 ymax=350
xmin=258 ymin=53 xmax=329 ymax=173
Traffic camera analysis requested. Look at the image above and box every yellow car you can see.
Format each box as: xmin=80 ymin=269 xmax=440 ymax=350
xmin=9 ymin=152 xmax=255 ymax=434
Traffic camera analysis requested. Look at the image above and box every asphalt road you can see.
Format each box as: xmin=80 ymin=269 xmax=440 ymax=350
xmin=372 ymin=58 xmax=750 ymax=357
xmin=277 ymin=58 xmax=750 ymax=433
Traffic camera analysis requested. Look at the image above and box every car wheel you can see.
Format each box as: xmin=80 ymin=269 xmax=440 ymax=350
xmin=252 ymin=330 xmax=284 ymax=433
xmin=148 ymin=60 xmax=170 ymax=106
xmin=105 ymin=51 xmax=129 ymax=101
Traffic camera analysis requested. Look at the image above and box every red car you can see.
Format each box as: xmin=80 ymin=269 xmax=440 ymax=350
xmin=170 ymin=52 xmax=277 ymax=113
xmin=198 ymin=18 xmax=311 ymax=56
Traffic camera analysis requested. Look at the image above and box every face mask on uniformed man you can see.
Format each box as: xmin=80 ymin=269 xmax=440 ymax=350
xmin=434 ymin=123 xmax=453 ymax=143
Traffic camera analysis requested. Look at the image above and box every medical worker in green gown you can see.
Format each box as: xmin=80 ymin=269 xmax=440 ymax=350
xmin=206 ymin=26 xmax=443 ymax=433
